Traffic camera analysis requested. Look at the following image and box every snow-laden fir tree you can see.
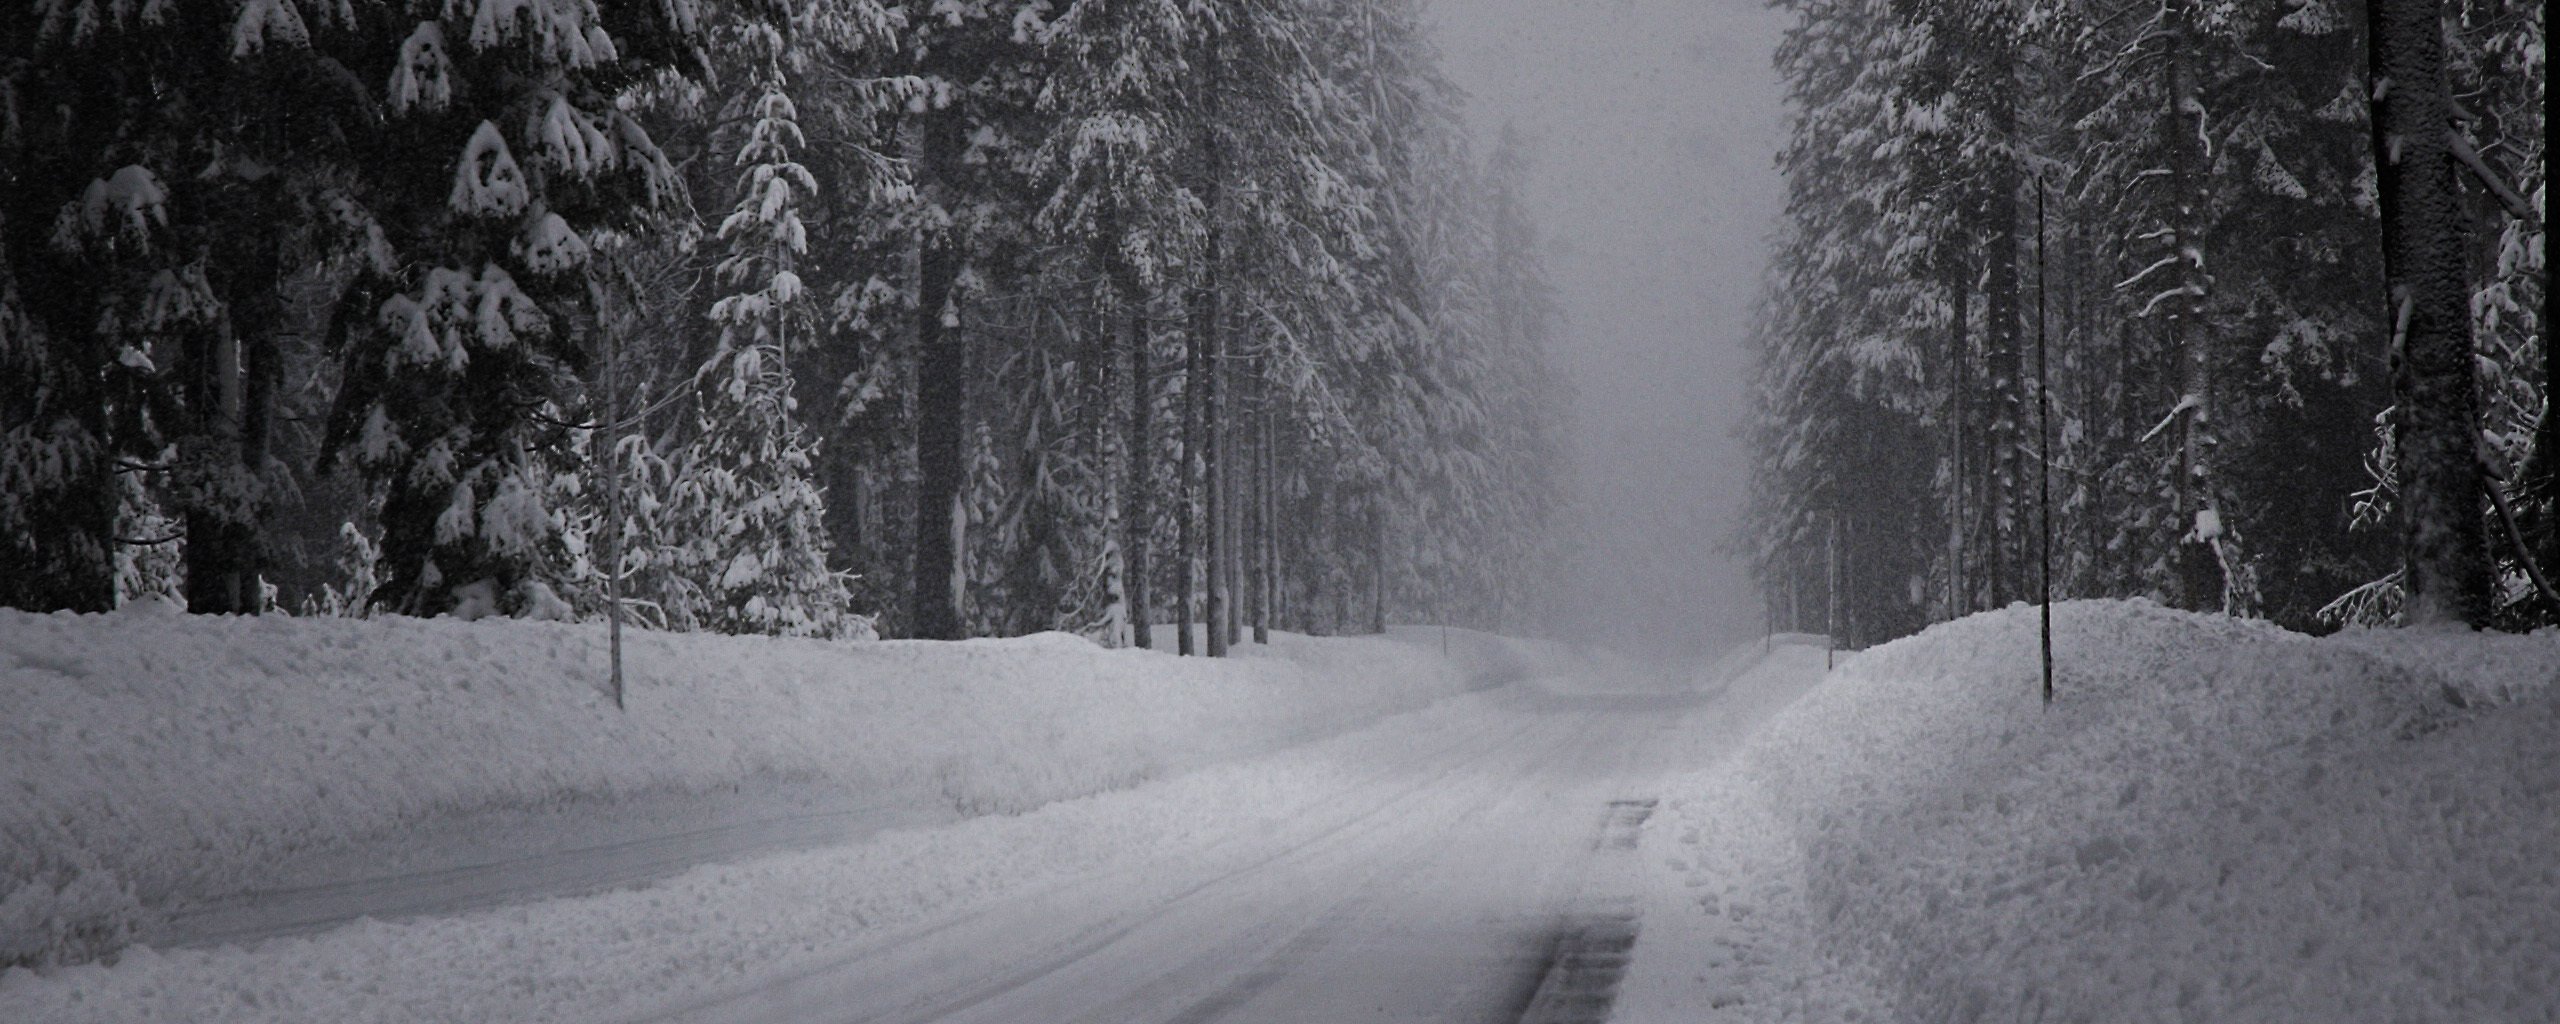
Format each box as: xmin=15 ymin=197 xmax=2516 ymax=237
xmin=665 ymin=58 xmax=860 ymax=638
xmin=322 ymin=0 xmax=708 ymax=617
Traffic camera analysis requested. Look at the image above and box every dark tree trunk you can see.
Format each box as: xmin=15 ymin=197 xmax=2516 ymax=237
xmin=1945 ymin=259 xmax=1971 ymax=618
xmin=2162 ymin=1 xmax=2226 ymax=613
xmin=2366 ymin=0 xmax=2493 ymax=625
xmin=1222 ymin=360 xmax=1243 ymax=649
xmin=180 ymin=323 xmax=261 ymax=614
xmin=183 ymin=225 xmax=284 ymax=615
xmin=1114 ymin=258 xmax=1153 ymax=648
xmin=1982 ymin=149 xmax=2021 ymax=607
xmin=1199 ymin=230 xmax=1230 ymax=658
xmin=909 ymin=112 xmax=971 ymax=640
xmin=1368 ymin=501 xmax=1387 ymax=635
xmin=2527 ymin=330 xmax=2559 ymax=593
xmin=1253 ymin=379 xmax=1274 ymax=645
xmin=1177 ymin=299 xmax=1203 ymax=655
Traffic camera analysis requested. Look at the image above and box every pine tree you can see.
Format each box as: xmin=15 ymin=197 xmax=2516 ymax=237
xmin=322 ymin=1 xmax=708 ymax=617
xmin=665 ymin=62 xmax=857 ymax=638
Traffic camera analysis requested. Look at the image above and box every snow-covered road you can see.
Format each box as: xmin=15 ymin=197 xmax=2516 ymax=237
xmin=158 ymin=783 xmax=958 ymax=951
xmin=4 ymin=639 xmax=1824 ymax=1024
xmin=615 ymin=649 xmax=1806 ymax=1024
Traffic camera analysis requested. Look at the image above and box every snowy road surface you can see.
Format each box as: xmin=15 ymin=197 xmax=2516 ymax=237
xmin=157 ymin=783 xmax=958 ymax=950
xmin=2 ymin=641 xmax=1827 ymax=1024
xmin=624 ymin=649 xmax=1800 ymax=1024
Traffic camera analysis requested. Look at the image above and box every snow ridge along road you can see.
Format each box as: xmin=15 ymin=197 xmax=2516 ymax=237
xmin=0 ymin=609 xmax=1526 ymax=969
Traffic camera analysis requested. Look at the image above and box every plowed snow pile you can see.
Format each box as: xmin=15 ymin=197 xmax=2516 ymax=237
xmin=1622 ymin=599 xmax=2560 ymax=1023
xmin=0 ymin=607 xmax=1546 ymax=968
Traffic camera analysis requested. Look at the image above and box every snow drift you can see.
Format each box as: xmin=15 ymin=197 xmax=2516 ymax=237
xmin=0 ymin=606 xmax=1553 ymax=967
xmin=1625 ymin=599 xmax=2560 ymax=1023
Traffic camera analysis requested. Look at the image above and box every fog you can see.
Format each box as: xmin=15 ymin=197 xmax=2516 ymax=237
xmin=1431 ymin=0 xmax=1791 ymax=660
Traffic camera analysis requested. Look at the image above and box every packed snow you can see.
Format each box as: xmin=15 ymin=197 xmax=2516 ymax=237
xmin=1619 ymin=599 xmax=2560 ymax=1023
xmin=0 ymin=605 xmax=1556 ymax=972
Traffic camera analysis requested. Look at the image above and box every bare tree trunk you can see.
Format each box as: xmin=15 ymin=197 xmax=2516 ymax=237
xmin=1200 ymin=240 xmax=1229 ymax=658
xmin=1254 ymin=386 xmax=1274 ymax=644
xmin=2366 ymin=0 xmax=2493 ymax=625
xmin=1114 ymin=257 xmax=1153 ymax=648
xmin=1092 ymin=308 xmax=1129 ymax=646
xmin=1223 ymin=375 xmax=1244 ymax=648
xmin=183 ymin=226 xmax=283 ymax=615
xmin=1945 ymin=259 xmax=1971 ymax=619
xmin=2528 ymin=326 xmax=2559 ymax=592
xmin=2162 ymin=0 xmax=2228 ymax=613
xmin=910 ymin=113 xmax=971 ymax=640
xmin=1787 ymin=542 xmax=1802 ymax=632
xmin=1983 ymin=141 xmax=2021 ymax=608
xmin=1369 ymin=503 xmax=1387 ymax=635
xmin=1177 ymin=297 xmax=1202 ymax=655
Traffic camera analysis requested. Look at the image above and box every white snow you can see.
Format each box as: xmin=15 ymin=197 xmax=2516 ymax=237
xmin=0 ymin=609 xmax=1554 ymax=973
xmin=447 ymin=120 xmax=530 ymax=219
xmin=1620 ymin=599 xmax=2560 ymax=1023
xmin=388 ymin=22 xmax=454 ymax=115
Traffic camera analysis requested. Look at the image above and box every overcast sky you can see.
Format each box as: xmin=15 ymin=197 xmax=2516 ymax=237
xmin=1429 ymin=0 xmax=1792 ymax=658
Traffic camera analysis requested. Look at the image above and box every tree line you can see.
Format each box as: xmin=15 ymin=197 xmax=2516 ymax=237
xmin=0 ymin=0 xmax=1567 ymax=647
xmin=1747 ymin=0 xmax=2546 ymax=643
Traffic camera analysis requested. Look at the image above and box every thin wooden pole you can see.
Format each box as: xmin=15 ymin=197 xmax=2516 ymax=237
xmin=2037 ymin=174 xmax=2054 ymax=705
xmin=600 ymin=301 xmax=626 ymax=711
xmin=1825 ymin=512 xmax=1839 ymax=670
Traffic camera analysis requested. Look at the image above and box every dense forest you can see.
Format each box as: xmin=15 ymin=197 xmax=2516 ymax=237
xmin=1746 ymin=0 xmax=2547 ymax=642
xmin=0 ymin=0 xmax=1567 ymax=647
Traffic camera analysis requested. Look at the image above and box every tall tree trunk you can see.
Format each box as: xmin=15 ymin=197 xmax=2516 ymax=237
xmin=1089 ymin=307 xmax=1129 ymax=644
xmin=1368 ymin=500 xmax=1387 ymax=635
xmin=1177 ymin=296 xmax=1203 ymax=655
xmin=1945 ymin=259 xmax=1971 ymax=619
xmin=2366 ymin=0 xmax=2493 ymax=625
xmin=183 ymin=223 xmax=283 ymax=615
xmin=1982 ymin=137 xmax=2021 ymax=608
xmin=1787 ymin=542 xmax=1801 ymax=633
xmin=1222 ymin=361 xmax=1244 ymax=649
xmin=2162 ymin=0 xmax=2227 ymax=613
xmin=1113 ymin=257 xmax=1153 ymax=648
xmin=2527 ymin=328 xmax=2558 ymax=592
xmin=909 ymin=112 xmax=970 ymax=640
xmin=1254 ymin=384 xmax=1275 ymax=644
xmin=181 ymin=320 xmax=265 ymax=614
xmin=1199 ymin=233 xmax=1229 ymax=658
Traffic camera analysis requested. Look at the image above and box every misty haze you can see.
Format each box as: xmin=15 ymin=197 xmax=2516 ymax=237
xmin=0 ymin=0 xmax=2550 ymax=1022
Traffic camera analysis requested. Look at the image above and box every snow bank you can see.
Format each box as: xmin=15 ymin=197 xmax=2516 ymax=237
xmin=1626 ymin=599 xmax=2560 ymax=1023
xmin=0 ymin=607 xmax=1547 ymax=967
xmin=1 ymin=678 xmax=1560 ymax=1024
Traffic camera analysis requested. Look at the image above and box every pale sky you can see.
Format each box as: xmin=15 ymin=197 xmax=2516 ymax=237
xmin=1429 ymin=0 xmax=1792 ymax=657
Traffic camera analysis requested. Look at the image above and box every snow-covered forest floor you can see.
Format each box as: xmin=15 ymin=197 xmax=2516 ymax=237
xmin=1620 ymin=600 xmax=2560 ymax=1023
xmin=0 ymin=607 xmax=1565 ymax=973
